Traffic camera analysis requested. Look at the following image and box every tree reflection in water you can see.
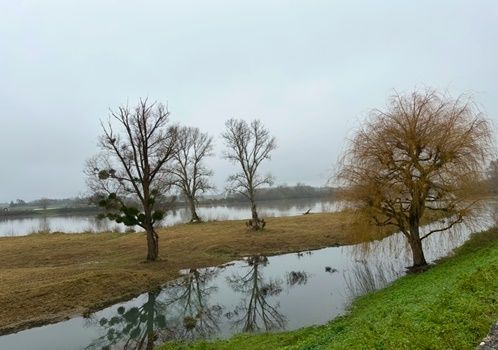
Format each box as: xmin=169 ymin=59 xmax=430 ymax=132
xmin=225 ymin=255 xmax=286 ymax=332
xmin=343 ymin=260 xmax=400 ymax=300
xmin=85 ymin=268 xmax=222 ymax=349
xmin=164 ymin=268 xmax=223 ymax=341
xmin=85 ymin=289 xmax=166 ymax=350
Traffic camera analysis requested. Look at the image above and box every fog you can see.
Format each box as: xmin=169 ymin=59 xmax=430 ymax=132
xmin=1 ymin=0 xmax=497 ymax=202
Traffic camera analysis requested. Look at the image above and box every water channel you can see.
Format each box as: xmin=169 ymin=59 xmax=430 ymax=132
xmin=1 ymin=203 xmax=494 ymax=350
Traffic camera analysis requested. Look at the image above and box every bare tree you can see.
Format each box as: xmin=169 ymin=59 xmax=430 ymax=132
xmin=222 ymin=119 xmax=277 ymax=230
xmin=39 ymin=198 xmax=49 ymax=210
xmin=86 ymin=99 xmax=177 ymax=261
xmin=172 ymin=126 xmax=214 ymax=222
xmin=336 ymin=89 xmax=494 ymax=269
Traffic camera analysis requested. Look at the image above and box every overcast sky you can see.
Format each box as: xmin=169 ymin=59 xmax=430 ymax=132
xmin=1 ymin=0 xmax=497 ymax=202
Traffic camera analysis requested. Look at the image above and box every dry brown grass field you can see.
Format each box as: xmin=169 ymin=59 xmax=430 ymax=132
xmin=0 ymin=211 xmax=388 ymax=335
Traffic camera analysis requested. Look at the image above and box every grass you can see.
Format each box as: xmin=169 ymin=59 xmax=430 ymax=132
xmin=158 ymin=227 xmax=498 ymax=350
xmin=0 ymin=211 xmax=384 ymax=335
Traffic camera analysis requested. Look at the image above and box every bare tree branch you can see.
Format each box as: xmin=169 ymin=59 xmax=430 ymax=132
xmin=172 ymin=126 xmax=214 ymax=222
xmin=85 ymin=99 xmax=178 ymax=261
xmin=222 ymin=119 xmax=277 ymax=230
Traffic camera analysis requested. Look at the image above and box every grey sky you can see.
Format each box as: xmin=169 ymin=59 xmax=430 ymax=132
xmin=1 ymin=0 xmax=497 ymax=202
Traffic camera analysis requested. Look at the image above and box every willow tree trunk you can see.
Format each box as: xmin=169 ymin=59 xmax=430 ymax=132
xmin=408 ymin=224 xmax=427 ymax=268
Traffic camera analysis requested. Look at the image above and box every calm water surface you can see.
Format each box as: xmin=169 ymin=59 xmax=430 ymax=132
xmin=0 ymin=199 xmax=338 ymax=237
xmin=0 ymin=204 xmax=494 ymax=350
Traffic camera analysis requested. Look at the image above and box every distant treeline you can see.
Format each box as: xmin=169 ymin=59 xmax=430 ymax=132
xmin=1 ymin=196 xmax=103 ymax=219
xmin=2 ymin=197 xmax=90 ymax=211
xmin=1 ymin=184 xmax=336 ymax=215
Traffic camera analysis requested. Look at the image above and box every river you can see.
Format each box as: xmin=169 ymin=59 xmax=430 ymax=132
xmin=0 ymin=198 xmax=338 ymax=237
xmin=0 ymin=202 xmax=494 ymax=350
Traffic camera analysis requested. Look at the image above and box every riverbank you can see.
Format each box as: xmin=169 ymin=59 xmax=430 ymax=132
xmin=0 ymin=211 xmax=384 ymax=335
xmin=159 ymin=227 xmax=498 ymax=350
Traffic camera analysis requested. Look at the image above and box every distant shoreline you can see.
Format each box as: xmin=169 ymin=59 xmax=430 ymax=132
xmin=0 ymin=195 xmax=335 ymax=219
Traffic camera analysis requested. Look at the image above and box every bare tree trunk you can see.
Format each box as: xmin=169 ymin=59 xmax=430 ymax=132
xmin=143 ymin=175 xmax=159 ymax=261
xmin=251 ymin=201 xmax=259 ymax=222
xmin=144 ymin=203 xmax=159 ymax=261
xmin=153 ymin=229 xmax=159 ymax=259
xmin=249 ymin=195 xmax=263 ymax=230
xmin=188 ymin=197 xmax=201 ymax=222
xmin=146 ymin=228 xmax=159 ymax=261
xmin=408 ymin=225 xmax=427 ymax=269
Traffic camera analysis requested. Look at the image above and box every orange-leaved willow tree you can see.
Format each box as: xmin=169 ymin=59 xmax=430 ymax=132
xmin=336 ymin=89 xmax=494 ymax=269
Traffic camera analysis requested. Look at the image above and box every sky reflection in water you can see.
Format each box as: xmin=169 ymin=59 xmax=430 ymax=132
xmin=0 ymin=204 xmax=495 ymax=350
